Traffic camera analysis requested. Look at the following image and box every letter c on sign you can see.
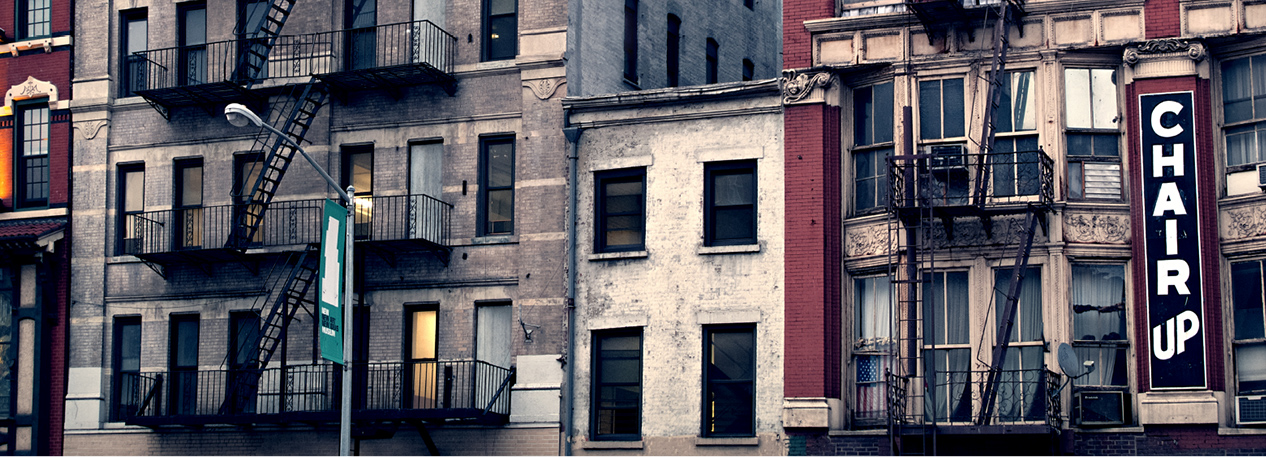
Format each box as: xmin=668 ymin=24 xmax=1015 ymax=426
xmin=1151 ymin=100 xmax=1185 ymax=138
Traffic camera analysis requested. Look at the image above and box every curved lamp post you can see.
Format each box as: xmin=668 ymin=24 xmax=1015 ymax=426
xmin=225 ymin=103 xmax=356 ymax=456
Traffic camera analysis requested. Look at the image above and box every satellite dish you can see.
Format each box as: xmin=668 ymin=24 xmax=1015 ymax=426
xmin=1057 ymin=343 xmax=1084 ymax=377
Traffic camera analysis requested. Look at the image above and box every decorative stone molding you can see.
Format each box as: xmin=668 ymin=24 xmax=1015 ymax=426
xmin=781 ymin=69 xmax=835 ymax=105
xmin=522 ymin=78 xmax=564 ymax=100
xmin=2 ymin=76 xmax=69 ymax=115
xmin=927 ymin=215 xmax=1048 ymax=248
xmin=74 ymin=120 xmax=109 ymax=141
xmin=1124 ymin=38 xmax=1206 ymax=66
xmin=1225 ymin=207 xmax=1266 ymax=240
xmin=845 ymin=223 xmax=893 ymax=257
xmin=1064 ymin=213 xmax=1130 ymax=244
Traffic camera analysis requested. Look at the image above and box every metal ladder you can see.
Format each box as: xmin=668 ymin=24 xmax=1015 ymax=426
xmin=233 ymin=0 xmax=298 ymax=86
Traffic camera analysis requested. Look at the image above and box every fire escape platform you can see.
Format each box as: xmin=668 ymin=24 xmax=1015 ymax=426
xmin=125 ymin=408 xmax=509 ymax=429
xmin=317 ymin=62 xmax=457 ymax=95
xmin=134 ymin=81 xmax=260 ymax=112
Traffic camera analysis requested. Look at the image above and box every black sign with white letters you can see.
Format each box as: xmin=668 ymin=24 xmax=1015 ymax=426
xmin=1139 ymin=92 xmax=1206 ymax=390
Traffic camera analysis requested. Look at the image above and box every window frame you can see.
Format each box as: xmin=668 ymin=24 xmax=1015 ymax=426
xmin=852 ymin=81 xmax=894 ymax=215
xmin=482 ymin=0 xmax=517 ymax=61
xmin=704 ymin=160 xmax=757 ymax=247
xmin=116 ymin=163 xmax=145 ymax=256
xmin=1064 ymin=67 xmax=1123 ymax=200
xmin=624 ymin=0 xmax=638 ymax=83
xmin=1221 ymin=55 xmax=1266 ymax=171
xmin=15 ymin=103 xmax=50 ymax=210
xmin=594 ymin=167 xmax=646 ymax=253
xmin=852 ymin=274 xmax=892 ymax=427
xmin=742 ymin=59 xmax=754 ymax=82
xmin=666 ymin=14 xmax=681 ymax=87
xmin=1231 ymin=259 xmax=1266 ymax=396
xmin=120 ymin=9 xmax=148 ymax=97
xmin=1069 ymin=263 xmax=1130 ymax=391
xmin=918 ymin=77 xmax=966 ymax=142
xmin=168 ymin=313 xmax=200 ymax=415
xmin=706 ymin=38 xmax=719 ymax=84
xmin=18 ymin=0 xmax=51 ymax=40
xmin=111 ymin=316 xmax=143 ymax=422
xmin=591 ymin=328 xmax=643 ymax=441
xmin=478 ymin=136 xmax=515 ymax=236
xmin=178 ymin=2 xmax=208 ymax=86
xmin=174 ymin=158 xmax=204 ymax=250
xmin=701 ymin=324 xmax=756 ymax=437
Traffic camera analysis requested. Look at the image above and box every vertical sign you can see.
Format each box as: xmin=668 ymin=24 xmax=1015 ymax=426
xmin=319 ymin=199 xmax=346 ymax=364
xmin=1140 ymin=92 xmax=1207 ymax=389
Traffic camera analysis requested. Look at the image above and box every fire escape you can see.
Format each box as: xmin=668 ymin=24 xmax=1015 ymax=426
xmin=885 ymin=0 xmax=1060 ymax=454
xmin=113 ymin=0 xmax=511 ymax=443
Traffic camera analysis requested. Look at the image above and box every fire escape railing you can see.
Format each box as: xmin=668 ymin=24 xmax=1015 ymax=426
xmin=886 ymin=368 xmax=1061 ymax=426
xmin=128 ymin=20 xmax=456 ymax=94
xmin=118 ymin=194 xmax=452 ymax=256
xmin=888 ymin=148 xmax=1053 ymax=210
xmin=112 ymin=360 xmax=513 ymax=423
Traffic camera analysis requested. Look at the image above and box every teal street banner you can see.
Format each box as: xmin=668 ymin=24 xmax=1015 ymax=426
xmin=319 ymin=199 xmax=346 ymax=364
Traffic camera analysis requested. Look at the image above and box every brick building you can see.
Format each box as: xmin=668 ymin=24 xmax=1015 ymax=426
xmin=0 ymin=0 xmax=73 ymax=452
xmin=781 ymin=0 xmax=1266 ymax=454
xmin=59 ymin=0 xmax=783 ymax=455
xmin=562 ymin=79 xmax=785 ymax=454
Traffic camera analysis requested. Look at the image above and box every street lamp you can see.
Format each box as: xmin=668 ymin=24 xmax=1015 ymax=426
xmin=225 ymin=103 xmax=356 ymax=456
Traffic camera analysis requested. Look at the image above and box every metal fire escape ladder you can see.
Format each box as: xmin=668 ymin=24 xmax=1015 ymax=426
xmin=971 ymin=3 xmax=1016 ymax=213
xmin=228 ymin=82 xmax=330 ymax=250
xmin=220 ymin=244 xmax=320 ymax=415
xmin=976 ymin=206 xmax=1042 ymax=425
xmin=233 ymin=0 xmax=298 ymax=87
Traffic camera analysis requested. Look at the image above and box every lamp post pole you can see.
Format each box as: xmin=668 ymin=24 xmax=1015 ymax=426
xmin=224 ymin=103 xmax=355 ymax=456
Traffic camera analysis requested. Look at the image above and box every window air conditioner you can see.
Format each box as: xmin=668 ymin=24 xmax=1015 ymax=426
xmin=1257 ymin=163 xmax=1266 ymax=189
xmin=927 ymin=145 xmax=967 ymax=172
xmin=123 ymin=238 xmax=142 ymax=255
xmin=1237 ymin=395 xmax=1266 ymax=425
xmin=1075 ymin=391 xmax=1125 ymax=426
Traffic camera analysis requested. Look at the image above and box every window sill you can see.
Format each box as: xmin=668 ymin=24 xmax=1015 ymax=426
xmin=1220 ymin=426 xmax=1266 ymax=436
xmin=582 ymin=440 xmax=643 ymax=450
xmin=695 ymin=436 xmax=758 ymax=446
xmin=468 ymin=235 xmax=518 ymax=246
xmin=1073 ymin=425 xmax=1143 ymax=433
xmin=588 ymin=250 xmax=648 ymax=261
xmin=623 ymin=78 xmax=641 ymax=90
xmin=697 ymin=243 xmax=761 ymax=255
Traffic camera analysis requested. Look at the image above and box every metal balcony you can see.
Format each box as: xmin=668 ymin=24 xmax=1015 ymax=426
xmin=888 ymin=148 xmax=1054 ymax=222
xmin=129 ymin=20 xmax=457 ymax=110
xmin=113 ymin=360 xmax=514 ymax=427
xmin=119 ymin=193 xmax=452 ymax=264
xmin=887 ymin=368 xmax=1062 ymax=434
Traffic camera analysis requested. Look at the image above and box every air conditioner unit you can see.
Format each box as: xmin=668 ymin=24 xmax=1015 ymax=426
xmin=1257 ymin=163 xmax=1266 ymax=189
xmin=122 ymin=238 xmax=142 ymax=255
xmin=1076 ymin=391 xmax=1125 ymax=426
xmin=927 ymin=145 xmax=967 ymax=172
xmin=1237 ymin=395 xmax=1266 ymax=425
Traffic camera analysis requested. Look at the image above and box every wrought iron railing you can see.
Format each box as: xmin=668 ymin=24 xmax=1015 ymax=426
xmin=118 ymin=193 xmax=451 ymax=256
xmin=128 ymin=20 xmax=456 ymax=92
xmin=888 ymin=148 xmax=1054 ymax=209
xmin=886 ymin=368 xmax=1060 ymax=427
xmin=112 ymin=360 xmax=513 ymax=423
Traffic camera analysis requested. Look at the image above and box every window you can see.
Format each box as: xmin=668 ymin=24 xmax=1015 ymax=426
xmin=121 ymin=10 xmax=147 ymax=97
xmin=175 ymin=159 xmax=203 ymax=249
xmin=1232 ymin=260 xmax=1266 ymax=394
xmin=993 ymin=71 xmax=1040 ymax=198
xmin=706 ymin=38 xmax=719 ymax=84
xmin=1066 ymin=68 xmax=1121 ymax=199
xmin=993 ymin=266 xmax=1044 ymax=421
xmin=233 ymin=153 xmax=263 ymax=245
xmin=0 ymin=268 xmax=13 ymax=418
xmin=595 ymin=168 xmax=645 ymax=252
xmin=226 ymin=311 xmax=259 ymax=414
xmin=405 ymin=306 xmax=439 ymax=408
xmin=179 ymin=3 xmax=207 ymax=85
xmin=922 ymin=271 xmax=970 ymax=422
xmin=744 ymin=0 xmax=753 ymax=9
xmin=667 ymin=15 xmax=680 ymax=87
xmin=593 ymin=329 xmax=641 ymax=440
xmin=483 ymin=0 xmax=517 ymax=61
xmin=853 ymin=82 xmax=893 ymax=213
xmin=237 ymin=0 xmax=269 ymax=80
xmin=703 ymin=325 xmax=755 ymax=437
xmin=117 ymin=164 xmax=145 ymax=255
xmin=342 ymin=145 xmax=374 ymax=239
xmin=853 ymin=275 xmax=892 ymax=426
xmin=111 ymin=317 xmax=142 ymax=421
xmin=16 ymin=105 xmax=49 ymax=209
xmin=169 ymin=314 xmax=199 ymax=415
xmin=346 ymin=0 xmax=376 ymax=70
xmin=1224 ymin=56 xmax=1266 ymax=168
xmin=742 ymin=59 xmax=754 ymax=81
xmin=919 ymin=78 xmax=965 ymax=140
xmin=18 ymin=0 xmax=51 ymax=39
xmin=704 ymin=161 xmax=756 ymax=246
xmin=1071 ymin=264 xmax=1128 ymax=388
xmin=624 ymin=0 xmax=638 ymax=82
xmin=479 ymin=136 xmax=515 ymax=236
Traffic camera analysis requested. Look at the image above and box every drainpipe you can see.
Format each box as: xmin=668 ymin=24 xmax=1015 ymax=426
xmin=561 ymin=124 xmax=582 ymax=456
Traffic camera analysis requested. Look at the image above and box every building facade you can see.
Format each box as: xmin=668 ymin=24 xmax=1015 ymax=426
xmin=782 ymin=0 xmax=1266 ymax=454
xmin=563 ymin=80 xmax=785 ymax=454
xmin=0 ymin=0 xmax=73 ymax=452
xmin=64 ymin=0 xmax=569 ymax=454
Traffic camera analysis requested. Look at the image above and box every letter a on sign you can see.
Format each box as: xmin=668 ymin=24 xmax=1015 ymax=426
xmin=319 ymin=199 xmax=346 ymax=364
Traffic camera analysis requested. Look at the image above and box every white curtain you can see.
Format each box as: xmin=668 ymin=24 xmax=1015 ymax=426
xmin=1071 ymin=265 xmax=1126 ymax=387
